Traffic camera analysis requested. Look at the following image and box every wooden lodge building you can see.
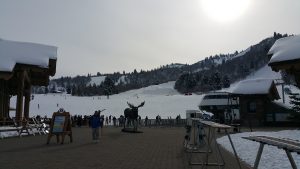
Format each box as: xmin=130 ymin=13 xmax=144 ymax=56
xmin=231 ymin=79 xmax=291 ymax=126
xmin=0 ymin=39 xmax=57 ymax=124
xmin=268 ymin=35 xmax=300 ymax=88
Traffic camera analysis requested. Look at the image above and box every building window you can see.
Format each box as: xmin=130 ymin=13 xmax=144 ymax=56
xmin=248 ymin=101 xmax=256 ymax=113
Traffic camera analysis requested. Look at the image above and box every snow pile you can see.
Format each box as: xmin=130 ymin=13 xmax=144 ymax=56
xmin=268 ymin=35 xmax=300 ymax=63
xmin=217 ymin=130 xmax=300 ymax=169
xmin=230 ymin=78 xmax=275 ymax=95
xmin=0 ymin=38 xmax=57 ymax=72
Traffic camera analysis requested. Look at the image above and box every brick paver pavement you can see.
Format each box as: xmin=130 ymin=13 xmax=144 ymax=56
xmin=0 ymin=127 xmax=251 ymax=169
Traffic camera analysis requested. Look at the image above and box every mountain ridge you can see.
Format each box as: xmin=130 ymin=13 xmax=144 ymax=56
xmin=36 ymin=32 xmax=289 ymax=96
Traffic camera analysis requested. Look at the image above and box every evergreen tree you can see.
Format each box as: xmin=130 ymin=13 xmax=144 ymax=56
xmin=66 ymin=85 xmax=72 ymax=94
xmin=281 ymin=71 xmax=294 ymax=85
xmin=210 ymin=72 xmax=221 ymax=90
xmin=222 ymin=75 xmax=230 ymax=88
xmin=71 ymin=85 xmax=77 ymax=96
xmin=289 ymin=94 xmax=300 ymax=122
xmin=103 ymin=77 xmax=115 ymax=99
xmin=45 ymin=87 xmax=49 ymax=94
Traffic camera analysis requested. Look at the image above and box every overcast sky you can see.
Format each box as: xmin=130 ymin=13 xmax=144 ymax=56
xmin=1 ymin=0 xmax=300 ymax=78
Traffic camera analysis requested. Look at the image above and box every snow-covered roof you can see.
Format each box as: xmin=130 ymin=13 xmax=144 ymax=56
xmin=0 ymin=38 xmax=57 ymax=72
xmin=268 ymin=35 xmax=300 ymax=64
xmin=231 ymin=78 xmax=275 ymax=95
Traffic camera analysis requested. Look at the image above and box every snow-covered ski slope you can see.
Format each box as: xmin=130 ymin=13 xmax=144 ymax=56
xmin=10 ymin=65 xmax=299 ymax=118
xmin=10 ymin=81 xmax=201 ymax=118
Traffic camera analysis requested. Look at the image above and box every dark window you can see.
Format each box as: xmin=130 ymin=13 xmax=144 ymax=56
xmin=203 ymin=94 xmax=228 ymax=99
xmin=248 ymin=101 xmax=256 ymax=113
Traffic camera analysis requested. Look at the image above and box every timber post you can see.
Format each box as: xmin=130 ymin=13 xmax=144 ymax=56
xmin=24 ymin=85 xmax=31 ymax=119
xmin=16 ymin=71 xmax=25 ymax=125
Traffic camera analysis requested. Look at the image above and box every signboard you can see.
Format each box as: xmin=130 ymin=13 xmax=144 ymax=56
xmin=52 ymin=116 xmax=66 ymax=133
xmin=47 ymin=109 xmax=73 ymax=144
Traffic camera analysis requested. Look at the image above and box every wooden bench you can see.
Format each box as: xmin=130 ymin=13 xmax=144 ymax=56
xmin=28 ymin=117 xmax=48 ymax=135
xmin=230 ymin=123 xmax=241 ymax=133
xmin=0 ymin=121 xmax=21 ymax=139
xmin=243 ymin=136 xmax=300 ymax=169
xmin=0 ymin=118 xmax=36 ymax=139
xmin=0 ymin=127 xmax=20 ymax=139
xmin=186 ymin=119 xmax=242 ymax=169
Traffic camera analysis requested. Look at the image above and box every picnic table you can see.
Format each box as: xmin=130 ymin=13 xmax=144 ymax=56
xmin=243 ymin=136 xmax=300 ymax=169
xmin=186 ymin=119 xmax=242 ymax=169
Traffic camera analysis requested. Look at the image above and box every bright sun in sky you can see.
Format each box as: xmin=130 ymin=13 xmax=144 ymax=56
xmin=200 ymin=0 xmax=251 ymax=23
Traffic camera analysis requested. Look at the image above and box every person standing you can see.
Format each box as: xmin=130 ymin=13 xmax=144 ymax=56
xmin=90 ymin=111 xmax=101 ymax=143
xmin=105 ymin=116 xmax=109 ymax=126
xmin=145 ymin=116 xmax=148 ymax=127
xmin=100 ymin=115 xmax=104 ymax=137
xmin=112 ymin=116 xmax=117 ymax=127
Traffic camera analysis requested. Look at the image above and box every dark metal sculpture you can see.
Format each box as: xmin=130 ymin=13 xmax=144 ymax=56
xmin=123 ymin=101 xmax=145 ymax=132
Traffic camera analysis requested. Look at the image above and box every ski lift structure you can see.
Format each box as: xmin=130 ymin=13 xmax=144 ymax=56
xmin=198 ymin=92 xmax=240 ymax=124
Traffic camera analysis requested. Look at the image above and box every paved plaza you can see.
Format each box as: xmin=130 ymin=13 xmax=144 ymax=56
xmin=0 ymin=127 xmax=251 ymax=169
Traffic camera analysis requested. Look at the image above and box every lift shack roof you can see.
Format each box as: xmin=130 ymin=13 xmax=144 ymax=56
xmin=0 ymin=38 xmax=57 ymax=86
xmin=268 ymin=35 xmax=300 ymax=71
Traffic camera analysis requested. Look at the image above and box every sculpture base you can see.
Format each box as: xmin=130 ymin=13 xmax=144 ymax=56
xmin=121 ymin=128 xmax=143 ymax=133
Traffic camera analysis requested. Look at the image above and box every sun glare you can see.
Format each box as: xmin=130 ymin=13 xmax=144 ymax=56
xmin=200 ymin=0 xmax=250 ymax=23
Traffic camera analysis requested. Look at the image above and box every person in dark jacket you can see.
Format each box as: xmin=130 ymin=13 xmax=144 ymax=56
xmin=90 ymin=111 xmax=101 ymax=143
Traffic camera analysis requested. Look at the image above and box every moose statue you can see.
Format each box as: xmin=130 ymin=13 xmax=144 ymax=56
xmin=123 ymin=101 xmax=145 ymax=132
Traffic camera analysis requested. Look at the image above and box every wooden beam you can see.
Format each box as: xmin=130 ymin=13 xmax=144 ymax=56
xmin=0 ymin=80 xmax=4 ymax=119
xmin=0 ymin=80 xmax=11 ymax=119
xmin=0 ymin=71 xmax=13 ymax=81
xmin=15 ymin=71 xmax=25 ymax=125
xmin=24 ymin=70 xmax=31 ymax=85
xmin=24 ymin=85 xmax=31 ymax=119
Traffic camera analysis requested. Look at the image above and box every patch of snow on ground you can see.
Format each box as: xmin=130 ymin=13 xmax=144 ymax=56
xmin=122 ymin=81 xmax=179 ymax=96
xmin=0 ymin=127 xmax=44 ymax=138
xmin=115 ymin=75 xmax=127 ymax=85
xmin=231 ymin=47 xmax=251 ymax=60
xmin=213 ymin=58 xmax=223 ymax=65
xmin=217 ymin=130 xmax=300 ymax=169
xmin=87 ymin=76 xmax=106 ymax=86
